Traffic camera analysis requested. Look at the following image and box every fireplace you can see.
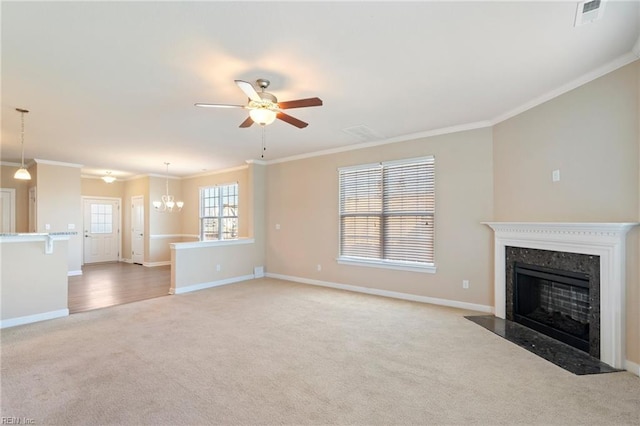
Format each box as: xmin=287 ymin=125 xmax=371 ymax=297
xmin=483 ymin=222 xmax=637 ymax=369
xmin=505 ymin=246 xmax=600 ymax=357
xmin=513 ymin=262 xmax=590 ymax=353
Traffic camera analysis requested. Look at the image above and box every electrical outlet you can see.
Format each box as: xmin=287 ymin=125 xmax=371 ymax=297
xmin=317 ymin=264 xmax=322 ymax=271
xmin=552 ymin=169 xmax=560 ymax=182
xmin=45 ymin=224 xmax=51 ymax=230
xmin=463 ymin=280 xmax=469 ymax=289
xmin=216 ymin=264 xmax=221 ymax=272
xmin=275 ymin=224 xmax=281 ymax=230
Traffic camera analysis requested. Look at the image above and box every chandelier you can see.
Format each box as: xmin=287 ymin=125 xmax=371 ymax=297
xmin=153 ymin=162 xmax=183 ymax=212
xmin=14 ymin=108 xmax=31 ymax=180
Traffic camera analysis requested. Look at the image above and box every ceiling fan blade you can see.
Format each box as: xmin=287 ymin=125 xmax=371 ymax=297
xmin=239 ymin=116 xmax=254 ymax=128
xmin=277 ymin=97 xmax=323 ymax=109
xmin=277 ymin=112 xmax=308 ymax=128
xmin=235 ymin=80 xmax=261 ymax=102
xmin=195 ymin=103 xmax=245 ymax=109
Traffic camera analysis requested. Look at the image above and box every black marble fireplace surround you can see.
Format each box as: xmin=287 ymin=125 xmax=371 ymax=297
xmin=506 ymin=246 xmax=600 ymax=358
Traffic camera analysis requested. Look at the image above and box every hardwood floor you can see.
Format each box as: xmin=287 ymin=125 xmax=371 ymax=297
xmin=68 ymin=262 xmax=171 ymax=314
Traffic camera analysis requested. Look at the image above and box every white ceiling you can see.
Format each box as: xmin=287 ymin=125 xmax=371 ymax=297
xmin=2 ymin=1 xmax=639 ymax=179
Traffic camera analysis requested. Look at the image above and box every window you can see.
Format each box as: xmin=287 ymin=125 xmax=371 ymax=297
xmin=90 ymin=203 xmax=113 ymax=234
xmin=200 ymin=183 xmax=238 ymax=241
xmin=338 ymin=156 xmax=435 ymax=272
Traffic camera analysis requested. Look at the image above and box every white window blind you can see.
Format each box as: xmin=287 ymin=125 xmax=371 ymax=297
xmin=339 ymin=157 xmax=435 ymax=266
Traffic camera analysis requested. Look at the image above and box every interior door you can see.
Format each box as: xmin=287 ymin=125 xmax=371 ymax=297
xmin=131 ymin=195 xmax=144 ymax=265
xmin=28 ymin=186 xmax=37 ymax=232
xmin=83 ymin=198 xmax=120 ymax=264
xmin=0 ymin=188 xmax=16 ymax=233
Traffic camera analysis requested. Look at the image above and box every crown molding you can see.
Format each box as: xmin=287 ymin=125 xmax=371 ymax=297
xmin=184 ymin=164 xmax=249 ymax=179
xmin=490 ymin=51 xmax=639 ymax=125
xmin=148 ymin=173 xmax=181 ymax=180
xmin=2 ymin=160 xmax=37 ymax=168
xmin=245 ymin=159 xmax=267 ymax=166
xmin=34 ymin=158 xmax=83 ymax=168
xmin=267 ymin=120 xmax=492 ymax=165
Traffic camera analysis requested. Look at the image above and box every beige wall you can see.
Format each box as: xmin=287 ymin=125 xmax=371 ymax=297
xmin=493 ymin=62 xmax=639 ymax=222
xmin=171 ymin=163 xmax=266 ymax=292
xmin=179 ymin=166 xmax=250 ymax=238
xmin=0 ymin=164 xmax=31 ymax=232
xmin=248 ymin=162 xmax=266 ymax=251
xmin=493 ymin=61 xmax=640 ymax=364
xmin=636 ymin=58 xmax=640 ymax=367
xmin=266 ymin=128 xmax=494 ymax=307
xmin=81 ymin=177 xmax=125 ymax=198
xmin=36 ymin=162 xmax=82 ymax=273
xmin=1 ymin=239 xmax=68 ymax=321
xmin=171 ymin=241 xmax=260 ymax=292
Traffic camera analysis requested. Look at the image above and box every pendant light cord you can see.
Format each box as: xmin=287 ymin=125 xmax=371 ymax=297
xmin=165 ymin=162 xmax=170 ymax=196
xmin=17 ymin=108 xmax=29 ymax=168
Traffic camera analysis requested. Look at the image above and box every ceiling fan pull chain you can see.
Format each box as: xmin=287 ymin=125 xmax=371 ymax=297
xmin=261 ymin=125 xmax=267 ymax=159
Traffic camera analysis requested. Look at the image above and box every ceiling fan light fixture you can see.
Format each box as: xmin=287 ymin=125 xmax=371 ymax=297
xmin=195 ymin=79 xmax=321 ymax=129
xmin=249 ymin=107 xmax=277 ymax=126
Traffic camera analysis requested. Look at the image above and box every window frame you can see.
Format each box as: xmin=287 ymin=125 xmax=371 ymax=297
xmin=199 ymin=182 xmax=239 ymax=241
xmin=337 ymin=156 xmax=436 ymax=274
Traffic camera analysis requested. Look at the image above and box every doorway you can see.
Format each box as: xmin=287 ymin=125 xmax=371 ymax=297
xmin=131 ymin=195 xmax=144 ymax=264
xmin=83 ymin=197 xmax=121 ymax=264
xmin=0 ymin=188 xmax=16 ymax=233
xmin=28 ymin=186 xmax=36 ymax=232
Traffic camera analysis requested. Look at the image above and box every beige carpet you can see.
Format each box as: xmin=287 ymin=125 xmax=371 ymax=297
xmin=1 ymin=278 xmax=639 ymax=425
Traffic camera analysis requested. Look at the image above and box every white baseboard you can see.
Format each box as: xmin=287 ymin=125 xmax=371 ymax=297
xmin=1 ymin=309 xmax=69 ymax=329
xmin=171 ymin=274 xmax=255 ymax=295
xmin=122 ymin=258 xmax=133 ymax=264
xmin=67 ymin=270 xmax=83 ymax=277
xmin=625 ymin=360 xmax=640 ymax=377
xmin=265 ymin=273 xmax=493 ymax=313
xmin=143 ymin=261 xmax=171 ymax=267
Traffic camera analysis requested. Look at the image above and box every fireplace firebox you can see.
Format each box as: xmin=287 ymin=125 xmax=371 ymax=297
xmin=513 ymin=263 xmax=590 ymax=353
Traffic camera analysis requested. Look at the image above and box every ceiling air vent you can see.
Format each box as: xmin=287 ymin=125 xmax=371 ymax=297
xmin=574 ymin=0 xmax=606 ymax=27
xmin=342 ymin=125 xmax=385 ymax=142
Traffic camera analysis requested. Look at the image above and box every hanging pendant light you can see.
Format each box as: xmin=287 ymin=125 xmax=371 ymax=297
xmin=153 ymin=162 xmax=183 ymax=212
xmin=14 ymin=108 xmax=31 ymax=180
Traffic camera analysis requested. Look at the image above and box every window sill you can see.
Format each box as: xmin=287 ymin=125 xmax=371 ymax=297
xmin=337 ymin=256 xmax=436 ymax=274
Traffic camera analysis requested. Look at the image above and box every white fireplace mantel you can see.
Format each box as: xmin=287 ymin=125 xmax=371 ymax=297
xmin=483 ymin=222 xmax=638 ymax=369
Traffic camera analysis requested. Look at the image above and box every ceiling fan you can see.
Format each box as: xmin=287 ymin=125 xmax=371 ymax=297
xmin=195 ymin=79 xmax=323 ymax=128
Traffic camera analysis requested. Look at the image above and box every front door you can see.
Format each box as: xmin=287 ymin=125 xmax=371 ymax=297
xmin=83 ymin=198 xmax=120 ymax=264
xmin=131 ymin=196 xmax=144 ymax=265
